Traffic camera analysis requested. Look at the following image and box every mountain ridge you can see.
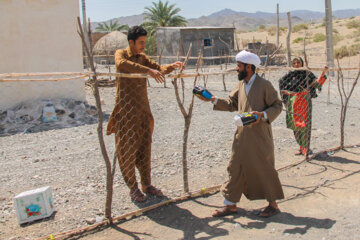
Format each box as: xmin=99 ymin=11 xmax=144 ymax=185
xmin=91 ymin=8 xmax=360 ymax=31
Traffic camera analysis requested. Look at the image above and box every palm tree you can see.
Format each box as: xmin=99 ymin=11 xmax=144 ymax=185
xmin=143 ymin=0 xmax=187 ymax=54
xmin=95 ymin=20 xmax=129 ymax=32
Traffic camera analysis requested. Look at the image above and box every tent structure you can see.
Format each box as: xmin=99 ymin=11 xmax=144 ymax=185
xmin=93 ymin=31 xmax=128 ymax=64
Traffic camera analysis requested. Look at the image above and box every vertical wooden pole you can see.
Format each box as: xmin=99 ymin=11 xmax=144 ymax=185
xmin=286 ymin=12 xmax=292 ymax=67
xmin=276 ymin=4 xmax=280 ymax=48
xmin=325 ymin=0 xmax=335 ymax=76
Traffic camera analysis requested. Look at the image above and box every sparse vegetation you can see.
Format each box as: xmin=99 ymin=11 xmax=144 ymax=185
xmin=313 ymin=33 xmax=326 ymax=42
xmin=346 ymin=20 xmax=360 ymax=29
xmin=292 ymin=23 xmax=308 ymax=33
xmin=266 ymin=26 xmax=276 ymax=36
xmin=293 ymin=37 xmax=311 ymax=44
xmin=333 ymin=34 xmax=344 ymax=46
xmin=350 ymin=16 xmax=355 ymax=19
xmin=293 ymin=37 xmax=303 ymax=44
xmin=333 ymin=28 xmax=339 ymax=34
xmin=266 ymin=26 xmax=288 ymax=36
xmin=258 ymin=25 xmax=266 ymax=31
xmin=346 ymin=29 xmax=360 ymax=39
xmin=280 ymin=26 xmax=288 ymax=32
xmin=335 ymin=44 xmax=360 ymax=59
xmin=315 ymin=22 xmax=326 ymax=28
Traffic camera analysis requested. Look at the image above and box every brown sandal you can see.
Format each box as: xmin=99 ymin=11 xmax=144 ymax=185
xmin=259 ymin=205 xmax=280 ymax=218
xmin=130 ymin=188 xmax=146 ymax=202
xmin=142 ymin=185 xmax=163 ymax=197
xmin=212 ymin=205 xmax=237 ymax=217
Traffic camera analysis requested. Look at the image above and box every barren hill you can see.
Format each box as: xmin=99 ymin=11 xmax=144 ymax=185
xmin=91 ymin=8 xmax=360 ymax=31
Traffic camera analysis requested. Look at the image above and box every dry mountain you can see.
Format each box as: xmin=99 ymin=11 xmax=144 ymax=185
xmin=91 ymin=8 xmax=360 ymax=31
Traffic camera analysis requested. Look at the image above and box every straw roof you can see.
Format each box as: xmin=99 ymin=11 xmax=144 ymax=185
xmin=92 ymin=31 xmax=128 ymax=55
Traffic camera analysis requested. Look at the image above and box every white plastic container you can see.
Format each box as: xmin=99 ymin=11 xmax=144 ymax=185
xmin=14 ymin=186 xmax=55 ymax=224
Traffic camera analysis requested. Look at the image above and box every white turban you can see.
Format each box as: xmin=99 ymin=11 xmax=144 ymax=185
xmin=235 ymin=50 xmax=261 ymax=68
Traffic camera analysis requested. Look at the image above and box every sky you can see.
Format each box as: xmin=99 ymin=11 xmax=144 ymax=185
xmin=83 ymin=0 xmax=360 ymax=22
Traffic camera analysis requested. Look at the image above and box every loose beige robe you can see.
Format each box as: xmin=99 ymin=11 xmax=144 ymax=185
xmin=106 ymin=47 xmax=174 ymax=189
xmin=214 ymin=75 xmax=284 ymax=203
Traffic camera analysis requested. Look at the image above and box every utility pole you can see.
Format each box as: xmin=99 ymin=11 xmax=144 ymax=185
xmin=276 ymin=3 xmax=279 ymax=48
xmin=81 ymin=0 xmax=90 ymax=68
xmin=286 ymin=12 xmax=292 ymax=67
xmin=325 ymin=0 xmax=334 ymax=75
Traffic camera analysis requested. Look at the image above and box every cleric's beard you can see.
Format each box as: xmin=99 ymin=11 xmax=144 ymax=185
xmin=238 ymin=70 xmax=247 ymax=81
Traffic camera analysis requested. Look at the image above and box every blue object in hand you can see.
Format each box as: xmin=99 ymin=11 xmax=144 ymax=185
xmin=193 ymin=85 xmax=213 ymax=100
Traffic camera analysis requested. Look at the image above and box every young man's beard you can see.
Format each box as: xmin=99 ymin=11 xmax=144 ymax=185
xmin=238 ymin=70 xmax=247 ymax=81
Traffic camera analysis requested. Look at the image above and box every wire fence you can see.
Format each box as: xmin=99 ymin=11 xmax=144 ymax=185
xmin=1 ymin=60 xmax=360 ymax=239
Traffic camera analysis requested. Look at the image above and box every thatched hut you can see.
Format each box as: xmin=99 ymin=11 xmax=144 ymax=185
xmin=92 ymin=31 xmax=128 ymax=64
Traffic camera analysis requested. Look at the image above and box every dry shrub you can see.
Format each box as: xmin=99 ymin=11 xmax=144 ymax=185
xmin=258 ymin=25 xmax=266 ymax=31
xmin=346 ymin=20 xmax=360 ymax=29
xmin=335 ymin=44 xmax=360 ymax=59
xmin=292 ymin=23 xmax=309 ymax=33
xmin=313 ymin=33 xmax=326 ymax=42
xmin=333 ymin=34 xmax=344 ymax=46
xmin=292 ymin=37 xmax=311 ymax=44
xmin=315 ymin=22 xmax=325 ymax=28
xmin=267 ymin=26 xmax=276 ymax=36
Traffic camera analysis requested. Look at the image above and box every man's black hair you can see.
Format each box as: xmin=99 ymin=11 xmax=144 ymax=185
xmin=127 ymin=26 xmax=147 ymax=42
xmin=244 ymin=63 xmax=256 ymax=73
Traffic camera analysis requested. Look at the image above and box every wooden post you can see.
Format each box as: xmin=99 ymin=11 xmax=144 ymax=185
xmin=77 ymin=17 xmax=113 ymax=222
xmin=276 ymin=4 xmax=280 ymax=48
xmin=336 ymin=57 xmax=360 ymax=149
xmin=325 ymin=0 xmax=335 ymax=76
xmin=286 ymin=12 xmax=292 ymax=67
xmin=81 ymin=0 xmax=90 ymax=69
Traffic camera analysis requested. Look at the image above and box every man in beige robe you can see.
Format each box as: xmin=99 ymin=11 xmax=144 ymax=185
xmin=106 ymin=26 xmax=183 ymax=202
xmin=199 ymin=50 xmax=284 ymax=217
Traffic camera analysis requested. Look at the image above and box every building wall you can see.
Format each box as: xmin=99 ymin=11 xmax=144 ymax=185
xmin=156 ymin=27 xmax=235 ymax=65
xmin=0 ymin=0 xmax=85 ymax=110
xmin=181 ymin=29 xmax=235 ymax=65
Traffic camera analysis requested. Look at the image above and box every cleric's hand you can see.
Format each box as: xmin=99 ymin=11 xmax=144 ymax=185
xmin=250 ymin=111 xmax=264 ymax=125
xmin=196 ymin=95 xmax=215 ymax=102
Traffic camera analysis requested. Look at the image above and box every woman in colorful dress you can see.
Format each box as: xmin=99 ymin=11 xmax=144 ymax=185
xmin=279 ymin=57 xmax=328 ymax=155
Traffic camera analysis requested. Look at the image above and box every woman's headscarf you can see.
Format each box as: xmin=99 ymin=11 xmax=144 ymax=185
xmin=279 ymin=57 xmax=319 ymax=102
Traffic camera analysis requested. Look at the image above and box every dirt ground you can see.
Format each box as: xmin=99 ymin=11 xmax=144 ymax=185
xmin=76 ymin=148 xmax=360 ymax=240
xmin=1 ymin=65 xmax=360 ymax=240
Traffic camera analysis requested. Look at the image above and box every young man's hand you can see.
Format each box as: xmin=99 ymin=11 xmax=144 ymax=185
xmin=147 ymin=69 xmax=165 ymax=83
xmin=172 ymin=61 xmax=184 ymax=70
